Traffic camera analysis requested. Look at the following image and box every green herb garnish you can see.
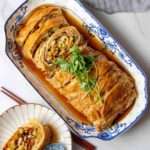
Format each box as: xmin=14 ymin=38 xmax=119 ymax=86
xmin=56 ymin=45 xmax=96 ymax=91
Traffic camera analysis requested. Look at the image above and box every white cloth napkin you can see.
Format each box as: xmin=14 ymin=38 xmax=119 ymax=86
xmin=81 ymin=0 xmax=150 ymax=13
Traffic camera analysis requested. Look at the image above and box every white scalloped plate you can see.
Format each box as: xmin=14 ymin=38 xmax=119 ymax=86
xmin=0 ymin=104 xmax=72 ymax=150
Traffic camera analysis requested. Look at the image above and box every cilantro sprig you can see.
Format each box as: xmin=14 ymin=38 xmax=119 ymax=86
xmin=56 ymin=46 xmax=96 ymax=92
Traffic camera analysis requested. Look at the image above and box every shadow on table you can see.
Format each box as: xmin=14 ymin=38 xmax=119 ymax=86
xmin=87 ymin=7 xmax=150 ymax=135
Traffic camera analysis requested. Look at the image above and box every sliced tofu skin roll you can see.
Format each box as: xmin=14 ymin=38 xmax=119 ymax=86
xmin=33 ymin=24 xmax=69 ymax=71
xmin=16 ymin=6 xmax=62 ymax=47
xmin=33 ymin=26 xmax=84 ymax=71
xmin=22 ymin=15 xmax=68 ymax=59
xmin=43 ymin=26 xmax=84 ymax=65
xmin=3 ymin=120 xmax=52 ymax=150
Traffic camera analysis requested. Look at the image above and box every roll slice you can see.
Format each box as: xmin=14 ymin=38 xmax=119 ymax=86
xmin=33 ymin=26 xmax=84 ymax=71
xmin=43 ymin=26 xmax=84 ymax=65
xmin=3 ymin=120 xmax=52 ymax=150
xmin=16 ymin=6 xmax=62 ymax=47
xmin=22 ymin=15 xmax=68 ymax=59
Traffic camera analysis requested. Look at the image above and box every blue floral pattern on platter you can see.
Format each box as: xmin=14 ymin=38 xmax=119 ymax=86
xmin=4 ymin=0 xmax=148 ymax=140
xmin=66 ymin=117 xmax=127 ymax=140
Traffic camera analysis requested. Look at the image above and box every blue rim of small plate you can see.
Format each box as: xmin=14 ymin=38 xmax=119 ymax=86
xmin=4 ymin=0 xmax=149 ymax=140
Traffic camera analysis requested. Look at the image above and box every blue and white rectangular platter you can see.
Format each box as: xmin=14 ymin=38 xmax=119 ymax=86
xmin=5 ymin=0 xmax=148 ymax=140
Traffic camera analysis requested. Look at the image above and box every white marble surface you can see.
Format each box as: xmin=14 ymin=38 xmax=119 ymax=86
xmin=0 ymin=0 xmax=150 ymax=150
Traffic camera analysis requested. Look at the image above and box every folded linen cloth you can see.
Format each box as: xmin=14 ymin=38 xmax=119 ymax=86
xmin=81 ymin=0 xmax=150 ymax=13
